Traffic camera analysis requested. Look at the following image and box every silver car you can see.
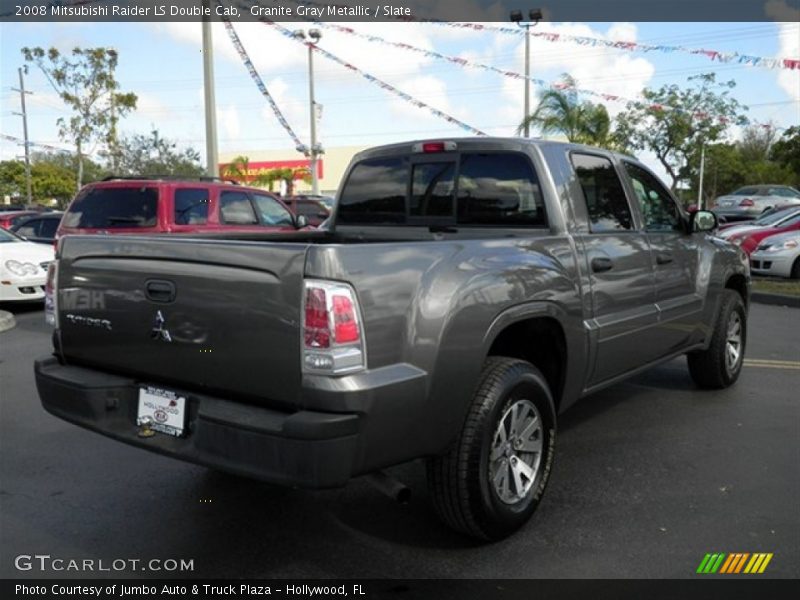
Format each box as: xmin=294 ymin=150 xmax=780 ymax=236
xmin=750 ymin=230 xmax=800 ymax=279
xmin=713 ymin=185 xmax=800 ymax=221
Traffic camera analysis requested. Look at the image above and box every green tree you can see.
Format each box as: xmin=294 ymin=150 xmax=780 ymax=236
xmin=221 ymin=155 xmax=250 ymax=182
xmin=30 ymin=161 xmax=75 ymax=207
xmin=614 ymin=73 xmax=748 ymax=191
xmin=518 ymin=75 xmax=615 ymax=148
xmin=21 ymin=46 xmax=137 ymax=191
xmin=0 ymin=160 xmax=26 ymax=199
xmin=31 ymin=151 xmax=107 ymax=185
xmin=738 ymin=122 xmax=778 ymax=163
xmin=770 ymin=126 xmax=800 ymax=186
xmin=108 ymin=129 xmax=204 ymax=178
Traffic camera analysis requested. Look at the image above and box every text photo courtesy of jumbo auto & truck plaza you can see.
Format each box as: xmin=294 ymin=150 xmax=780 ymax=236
xmin=1 ymin=1 xmax=799 ymax=600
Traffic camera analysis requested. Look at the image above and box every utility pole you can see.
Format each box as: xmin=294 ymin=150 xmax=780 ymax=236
xmin=202 ymin=1 xmax=219 ymax=178
xmin=697 ymin=144 xmax=706 ymax=210
xmin=13 ymin=67 xmax=33 ymax=207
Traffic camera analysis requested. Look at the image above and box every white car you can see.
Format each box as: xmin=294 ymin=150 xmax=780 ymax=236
xmin=0 ymin=227 xmax=55 ymax=301
xmin=750 ymin=231 xmax=800 ymax=279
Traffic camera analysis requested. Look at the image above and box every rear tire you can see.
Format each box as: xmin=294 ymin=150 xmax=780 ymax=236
xmin=427 ymin=357 xmax=556 ymax=541
xmin=687 ymin=290 xmax=747 ymax=389
xmin=791 ymin=257 xmax=800 ymax=280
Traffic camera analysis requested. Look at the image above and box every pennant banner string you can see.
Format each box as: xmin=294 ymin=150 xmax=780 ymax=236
xmin=281 ymin=0 xmax=800 ymax=72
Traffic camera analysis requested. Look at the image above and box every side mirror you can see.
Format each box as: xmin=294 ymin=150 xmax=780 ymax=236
xmin=295 ymin=215 xmax=309 ymax=229
xmin=691 ymin=210 xmax=717 ymax=233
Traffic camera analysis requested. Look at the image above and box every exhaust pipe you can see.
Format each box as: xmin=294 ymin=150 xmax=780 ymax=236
xmin=364 ymin=470 xmax=411 ymax=504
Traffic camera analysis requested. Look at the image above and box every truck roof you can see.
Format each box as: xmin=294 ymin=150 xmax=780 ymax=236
xmin=351 ymin=136 xmax=636 ymax=163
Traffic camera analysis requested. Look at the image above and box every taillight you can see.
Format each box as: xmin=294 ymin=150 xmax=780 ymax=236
xmin=302 ymin=280 xmax=365 ymax=375
xmin=44 ymin=261 xmax=58 ymax=327
xmin=739 ymin=198 xmax=754 ymax=207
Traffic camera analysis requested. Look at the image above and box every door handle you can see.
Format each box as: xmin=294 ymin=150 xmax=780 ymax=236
xmin=145 ymin=279 xmax=176 ymax=303
xmin=591 ymin=257 xmax=614 ymax=273
xmin=656 ymin=253 xmax=674 ymax=265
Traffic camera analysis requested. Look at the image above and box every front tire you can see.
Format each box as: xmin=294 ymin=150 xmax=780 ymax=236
xmin=687 ymin=290 xmax=747 ymax=389
xmin=427 ymin=357 xmax=556 ymax=541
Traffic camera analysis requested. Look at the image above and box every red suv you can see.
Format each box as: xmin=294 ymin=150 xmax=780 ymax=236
xmin=57 ymin=177 xmax=306 ymax=241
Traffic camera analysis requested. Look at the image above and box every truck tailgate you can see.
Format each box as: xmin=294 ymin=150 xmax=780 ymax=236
xmin=56 ymin=235 xmax=308 ymax=409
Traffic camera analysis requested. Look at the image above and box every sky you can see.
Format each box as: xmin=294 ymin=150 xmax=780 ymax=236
xmin=1 ymin=16 xmax=798 ymax=185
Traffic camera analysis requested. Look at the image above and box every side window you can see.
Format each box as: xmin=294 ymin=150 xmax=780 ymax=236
xmin=15 ymin=220 xmax=39 ymax=238
xmin=220 ymin=191 xmax=257 ymax=225
xmin=338 ymin=157 xmax=408 ymax=224
xmin=252 ymin=194 xmax=294 ymax=227
xmin=410 ymin=162 xmax=455 ymax=217
xmin=624 ymin=162 xmax=682 ymax=232
xmin=456 ymin=152 xmax=546 ymax=226
xmin=39 ymin=218 xmax=59 ymax=238
xmin=174 ymin=189 xmax=209 ymax=225
xmin=571 ymin=153 xmax=633 ymax=232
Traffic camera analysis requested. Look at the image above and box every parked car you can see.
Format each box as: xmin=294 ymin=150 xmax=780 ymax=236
xmin=713 ymin=185 xmax=800 ymax=221
xmin=716 ymin=206 xmax=800 ymax=239
xmin=10 ymin=213 xmax=63 ymax=245
xmin=0 ymin=210 xmax=40 ymax=230
xmin=283 ymin=196 xmax=331 ymax=227
xmin=36 ymin=138 xmax=749 ymax=541
xmin=290 ymin=193 xmax=335 ymax=209
xmin=0 ymin=227 xmax=54 ymax=301
xmin=726 ymin=209 xmax=800 ymax=255
xmin=717 ymin=204 xmax=798 ymax=232
xmin=750 ymin=231 xmax=800 ymax=279
xmin=56 ymin=177 xmax=308 ymax=242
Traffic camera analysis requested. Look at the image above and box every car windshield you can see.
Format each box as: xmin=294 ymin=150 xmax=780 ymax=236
xmin=0 ymin=228 xmax=21 ymax=243
xmin=753 ymin=208 xmax=800 ymax=226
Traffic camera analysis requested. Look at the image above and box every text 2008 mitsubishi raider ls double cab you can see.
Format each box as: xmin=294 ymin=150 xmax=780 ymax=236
xmin=36 ymin=138 xmax=750 ymax=540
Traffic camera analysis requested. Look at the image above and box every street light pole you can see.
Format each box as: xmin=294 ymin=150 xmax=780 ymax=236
xmin=511 ymin=9 xmax=543 ymax=138
xmin=202 ymin=1 xmax=219 ymax=177
xmin=13 ymin=67 xmax=33 ymax=207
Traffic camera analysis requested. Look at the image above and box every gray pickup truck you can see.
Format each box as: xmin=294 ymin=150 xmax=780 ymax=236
xmin=35 ymin=138 xmax=750 ymax=540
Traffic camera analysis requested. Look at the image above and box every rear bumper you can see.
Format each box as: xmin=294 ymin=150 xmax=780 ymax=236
xmin=35 ymin=357 xmax=363 ymax=488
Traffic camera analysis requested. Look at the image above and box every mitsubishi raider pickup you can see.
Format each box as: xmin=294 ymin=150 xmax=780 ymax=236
xmin=35 ymin=138 xmax=750 ymax=540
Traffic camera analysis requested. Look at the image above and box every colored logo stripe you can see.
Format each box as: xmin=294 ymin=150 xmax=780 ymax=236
xmin=698 ymin=553 xmax=773 ymax=574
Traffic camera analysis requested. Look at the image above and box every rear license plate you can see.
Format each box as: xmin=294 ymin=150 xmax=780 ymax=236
xmin=137 ymin=386 xmax=186 ymax=437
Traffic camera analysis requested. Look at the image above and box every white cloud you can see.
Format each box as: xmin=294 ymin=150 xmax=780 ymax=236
xmin=775 ymin=22 xmax=800 ymax=104
xmin=219 ymin=104 xmax=241 ymax=139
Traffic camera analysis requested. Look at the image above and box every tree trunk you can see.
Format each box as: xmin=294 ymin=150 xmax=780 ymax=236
xmin=76 ymin=142 xmax=84 ymax=192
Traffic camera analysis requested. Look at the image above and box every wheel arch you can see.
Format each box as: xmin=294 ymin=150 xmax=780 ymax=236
xmin=482 ymin=305 xmax=572 ymax=413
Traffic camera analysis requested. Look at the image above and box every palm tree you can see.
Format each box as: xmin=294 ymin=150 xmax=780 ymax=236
xmin=518 ymin=75 xmax=613 ymax=148
xmin=221 ymin=155 xmax=250 ymax=182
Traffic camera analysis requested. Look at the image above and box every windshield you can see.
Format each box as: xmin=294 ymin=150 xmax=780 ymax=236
xmin=0 ymin=228 xmax=21 ymax=243
xmin=754 ymin=208 xmax=800 ymax=226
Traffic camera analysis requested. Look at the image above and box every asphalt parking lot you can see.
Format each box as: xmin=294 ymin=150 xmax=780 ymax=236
xmin=1 ymin=301 xmax=798 ymax=580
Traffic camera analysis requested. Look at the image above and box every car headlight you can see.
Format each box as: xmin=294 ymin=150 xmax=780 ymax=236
xmin=765 ymin=240 xmax=799 ymax=253
xmin=4 ymin=260 xmax=39 ymax=276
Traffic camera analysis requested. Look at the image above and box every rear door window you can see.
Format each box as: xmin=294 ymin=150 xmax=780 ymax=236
xmin=174 ymin=188 xmax=209 ymax=225
xmin=63 ymin=187 xmax=158 ymax=228
xmin=220 ymin=191 xmax=258 ymax=225
xmin=14 ymin=220 xmax=39 ymax=238
xmin=338 ymin=157 xmax=408 ymax=224
xmin=571 ymin=153 xmax=634 ymax=232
